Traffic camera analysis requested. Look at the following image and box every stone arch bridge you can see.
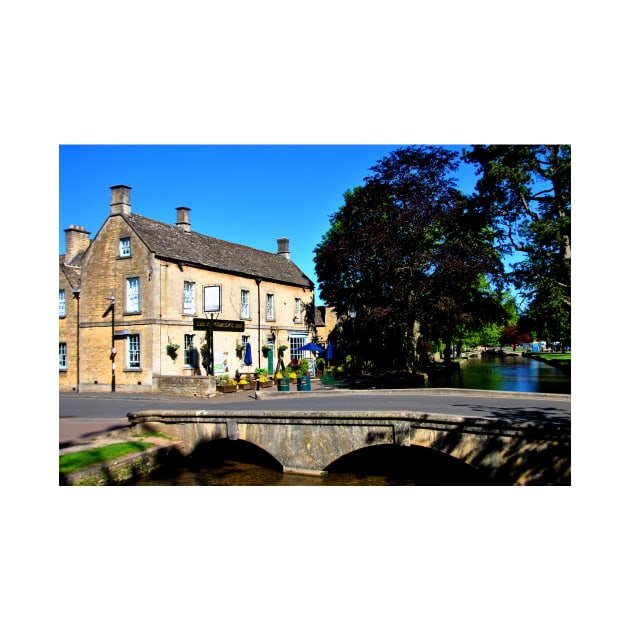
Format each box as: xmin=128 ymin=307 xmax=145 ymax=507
xmin=128 ymin=408 xmax=570 ymax=485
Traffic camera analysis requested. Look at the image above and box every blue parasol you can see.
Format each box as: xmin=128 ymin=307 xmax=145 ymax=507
xmin=296 ymin=342 xmax=325 ymax=353
xmin=243 ymin=342 xmax=253 ymax=365
xmin=325 ymin=343 xmax=334 ymax=360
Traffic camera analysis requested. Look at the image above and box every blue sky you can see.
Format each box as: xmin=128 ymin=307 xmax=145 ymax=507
xmin=59 ymin=144 xmax=480 ymax=303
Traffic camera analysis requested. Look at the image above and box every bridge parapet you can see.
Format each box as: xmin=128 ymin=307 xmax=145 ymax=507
xmin=127 ymin=410 xmax=570 ymax=484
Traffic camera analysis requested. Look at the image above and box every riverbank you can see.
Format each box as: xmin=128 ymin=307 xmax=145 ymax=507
xmin=523 ymin=351 xmax=571 ymax=374
xmin=59 ymin=430 xmax=184 ymax=485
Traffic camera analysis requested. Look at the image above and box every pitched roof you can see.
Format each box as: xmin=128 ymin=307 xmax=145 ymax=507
xmin=59 ymin=255 xmax=82 ymax=290
xmin=123 ymin=213 xmax=314 ymax=288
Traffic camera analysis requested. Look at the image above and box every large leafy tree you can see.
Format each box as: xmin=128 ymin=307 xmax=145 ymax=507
xmin=463 ymin=145 xmax=571 ymax=343
xmin=314 ymin=145 xmax=506 ymax=371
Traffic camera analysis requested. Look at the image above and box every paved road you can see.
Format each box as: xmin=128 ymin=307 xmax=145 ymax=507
xmin=59 ymin=388 xmax=570 ymax=446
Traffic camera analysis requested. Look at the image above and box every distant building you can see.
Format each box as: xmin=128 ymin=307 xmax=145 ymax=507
xmin=59 ymin=185 xmax=318 ymax=394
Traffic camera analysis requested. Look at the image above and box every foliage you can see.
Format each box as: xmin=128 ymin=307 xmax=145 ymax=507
xmin=499 ymin=324 xmax=532 ymax=346
xmin=314 ymin=145 xmax=505 ymax=370
xmin=463 ymin=145 xmax=570 ymax=344
xmin=200 ymin=330 xmax=212 ymax=375
xmin=295 ymin=358 xmax=310 ymax=376
xmin=59 ymin=441 xmax=152 ymax=474
xmin=217 ymin=374 xmax=236 ymax=386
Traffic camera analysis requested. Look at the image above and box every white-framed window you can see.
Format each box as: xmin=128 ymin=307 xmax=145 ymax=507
xmin=266 ymin=293 xmax=275 ymax=321
xmin=240 ymin=290 xmax=250 ymax=319
xmin=59 ymin=342 xmax=67 ymax=370
xmin=290 ymin=333 xmax=308 ymax=363
xmin=183 ymin=281 xmax=196 ymax=314
xmin=59 ymin=289 xmax=66 ymax=317
xmin=119 ymin=237 xmax=131 ymax=257
xmin=127 ymin=334 xmax=140 ymax=369
xmin=126 ymin=277 xmax=140 ymax=313
xmin=294 ymin=298 xmax=303 ymax=323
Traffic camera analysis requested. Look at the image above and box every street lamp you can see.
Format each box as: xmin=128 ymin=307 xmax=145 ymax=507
xmin=109 ymin=297 xmax=116 ymax=392
xmin=72 ymin=288 xmax=80 ymax=393
xmin=101 ymin=296 xmax=116 ymax=392
xmin=256 ymin=277 xmax=262 ymax=369
xmin=348 ymin=305 xmax=356 ymax=387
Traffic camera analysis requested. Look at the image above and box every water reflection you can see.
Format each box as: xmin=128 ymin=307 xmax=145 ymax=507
xmin=133 ymin=441 xmax=488 ymax=486
xmin=443 ymin=355 xmax=570 ymax=394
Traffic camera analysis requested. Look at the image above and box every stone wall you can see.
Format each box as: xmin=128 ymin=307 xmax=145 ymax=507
xmin=152 ymin=375 xmax=216 ymax=397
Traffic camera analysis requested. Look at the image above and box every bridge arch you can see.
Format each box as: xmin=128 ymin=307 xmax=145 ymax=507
xmin=187 ymin=438 xmax=283 ymax=473
xmin=325 ymin=444 xmax=488 ymax=485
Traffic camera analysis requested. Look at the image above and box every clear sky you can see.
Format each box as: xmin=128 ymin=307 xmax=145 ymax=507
xmin=59 ymin=144 xmax=480 ymax=303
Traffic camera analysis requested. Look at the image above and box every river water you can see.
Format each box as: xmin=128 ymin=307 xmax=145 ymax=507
xmin=439 ymin=354 xmax=570 ymax=395
xmin=133 ymin=354 xmax=569 ymax=486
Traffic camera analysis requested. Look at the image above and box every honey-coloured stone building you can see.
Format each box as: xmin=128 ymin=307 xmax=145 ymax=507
xmin=59 ymin=185 xmax=324 ymax=395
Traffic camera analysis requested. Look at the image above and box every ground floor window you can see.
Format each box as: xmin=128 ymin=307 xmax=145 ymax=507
xmin=127 ymin=334 xmax=140 ymax=369
xmin=59 ymin=342 xmax=67 ymax=370
xmin=289 ymin=332 xmax=308 ymax=364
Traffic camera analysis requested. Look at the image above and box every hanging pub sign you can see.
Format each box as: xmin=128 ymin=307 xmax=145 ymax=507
xmin=203 ymin=285 xmax=221 ymax=312
xmin=193 ymin=318 xmax=245 ymax=332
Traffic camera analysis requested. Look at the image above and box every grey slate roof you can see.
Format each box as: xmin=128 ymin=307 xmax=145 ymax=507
xmin=59 ymin=255 xmax=82 ymax=290
xmin=123 ymin=213 xmax=314 ymax=288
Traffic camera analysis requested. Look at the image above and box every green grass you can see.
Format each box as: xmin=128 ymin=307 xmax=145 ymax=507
xmin=527 ymin=352 xmax=571 ymax=372
xmin=529 ymin=352 xmax=571 ymax=361
xmin=60 ymin=441 xmax=153 ymax=475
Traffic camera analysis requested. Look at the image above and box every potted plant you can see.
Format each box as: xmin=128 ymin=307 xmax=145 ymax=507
xmin=238 ymin=374 xmax=255 ymax=391
xmin=278 ymin=344 xmax=288 ymax=357
xmin=296 ymin=358 xmax=311 ymax=391
xmin=216 ymin=374 xmax=237 ymax=394
xmin=235 ymin=343 xmax=244 ymax=359
xmin=255 ymin=367 xmax=273 ymax=388
xmin=315 ymin=357 xmax=325 ymax=376
xmin=276 ymin=367 xmax=290 ymax=391
xmin=287 ymin=367 xmax=298 ymax=384
xmin=166 ymin=343 xmax=179 ymax=359
xmin=261 ymin=345 xmax=271 ymax=358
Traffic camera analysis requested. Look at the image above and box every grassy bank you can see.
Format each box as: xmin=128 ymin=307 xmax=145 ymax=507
xmin=525 ymin=352 xmax=571 ymax=372
xmin=59 ymin=441 xmax=153 ymax=474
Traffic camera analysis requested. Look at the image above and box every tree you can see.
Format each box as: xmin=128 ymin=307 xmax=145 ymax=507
xmin=314 ymin=145 xmax=506 ymax=371
xmin=463 ymin=145 xmax=571 ymax=344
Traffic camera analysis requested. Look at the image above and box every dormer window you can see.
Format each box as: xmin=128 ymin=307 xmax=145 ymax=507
xmin=119 ymin=237 xmax=131 ymax=257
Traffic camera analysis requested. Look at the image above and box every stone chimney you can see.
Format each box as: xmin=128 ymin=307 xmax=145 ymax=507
xmin=176 ymin=207 xmax=191 ymax=232
xmin=277 ymin=237 xmax=290 ymax=260
xmin=110 ymin=185 xmax=132 ymax=215
xmin=64 ymin=225 xmax=91 ymax=262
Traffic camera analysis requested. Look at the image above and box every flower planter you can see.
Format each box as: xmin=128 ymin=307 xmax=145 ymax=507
xmin=238 ymin=381 xmax=255 ymax=391
xmin=258 ymin=380 xmax=273 ymax=389
xmin=297 ymin=375 xmax=311 ymax=391
xmin=277 ymin=377 xmax=290 ymax=392
xmin=217 ymin=385 xmax=237 ymax=394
